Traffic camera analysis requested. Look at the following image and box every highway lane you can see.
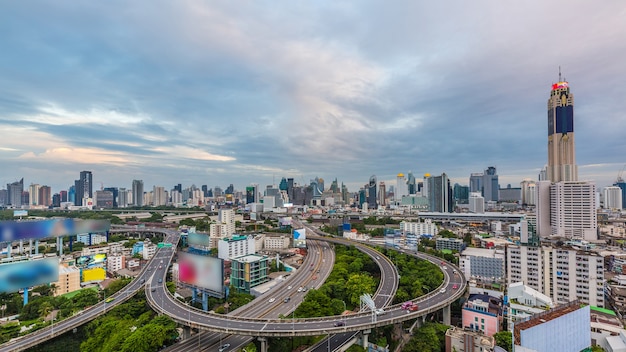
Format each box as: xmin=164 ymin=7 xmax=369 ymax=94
xmin=163 ymin=239 xmax=335 ymax=352
xmin=0 ymin=228 xmax=181 ymax=352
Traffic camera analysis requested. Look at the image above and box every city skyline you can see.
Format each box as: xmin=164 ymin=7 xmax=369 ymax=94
xmin=1 ymin=2 xmax=625 ymax=192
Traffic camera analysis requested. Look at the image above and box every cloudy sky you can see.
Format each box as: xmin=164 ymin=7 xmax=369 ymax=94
xmin=1 ymin=1 xmax=625 ymax=194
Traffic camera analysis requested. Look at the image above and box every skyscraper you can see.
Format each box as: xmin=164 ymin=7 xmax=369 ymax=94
xmin=75 ymin=171 xmax=93 ymax=206
xmin=547 ymin=73 xmax=577 ymax=182
xmin=367 ymin=175 xmax=377 ymax=209
xmin=7 ymin=178 xmax=24 ymax=207
xmin=132 ymin=180 xmax=144 ymax=207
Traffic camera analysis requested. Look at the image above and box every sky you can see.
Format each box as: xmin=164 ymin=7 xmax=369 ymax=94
xmin=1 ymin=1 xmax=625 ymax=194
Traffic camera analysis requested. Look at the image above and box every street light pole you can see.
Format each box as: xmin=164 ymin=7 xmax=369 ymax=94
xmin=341 ymin=300 xmax=347 ymax=325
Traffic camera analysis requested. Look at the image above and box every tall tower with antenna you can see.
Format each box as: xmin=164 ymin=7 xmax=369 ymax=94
xmin=547 ymin=68 xmax=577 ymax=182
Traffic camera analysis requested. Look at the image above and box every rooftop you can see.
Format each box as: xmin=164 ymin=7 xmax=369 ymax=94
xmin=514 ymin=300 xmax=583 ymax=345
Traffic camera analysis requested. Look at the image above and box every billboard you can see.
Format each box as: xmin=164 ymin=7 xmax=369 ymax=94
xmin=178 ymin=252 xmax=224 ymax=293
xmin=188 ymin=232 xmax=211 ymax=247
xmin=13 ymin=210 xmax=28 ymax=217
xmin=82 ymin=267 xmax=106 ymax=282
xmin=293 ymin=228 xmax=307 ymax=248
xmin=76 ymin=253 xmax=107 ymax=269
xmin=0 ymin=257 xmax=59 ymax=294
xmin=279 ymin=217 xmax=293 ymax=227
xmin=0 ymin=219 xmax=110 ymax=242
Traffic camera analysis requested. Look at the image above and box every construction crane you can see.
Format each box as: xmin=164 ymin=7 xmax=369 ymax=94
xmin=617 ymin=165 xmax=626 ymax=183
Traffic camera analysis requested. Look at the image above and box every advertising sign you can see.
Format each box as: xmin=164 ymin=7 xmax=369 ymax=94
xmin=293 ymin=228 xmax=307 ymax=248
xmin=178 ymin=252 xmax=224 ymax=293
xmin=13 ymin=210 xmax=28 ymax=217
xmin=0 ymin=219 xmax=110 ymax=242
xmin=0 ymin=257 xmax=59 ymax=294
xmin=188 ymin=232 xmax=211 ymax=247
xmin=76 ymin=253 xmax=107 ymax=269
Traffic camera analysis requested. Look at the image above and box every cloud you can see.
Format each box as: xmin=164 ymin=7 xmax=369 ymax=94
xmin=0 ymin=1 xmax=625 ymax=192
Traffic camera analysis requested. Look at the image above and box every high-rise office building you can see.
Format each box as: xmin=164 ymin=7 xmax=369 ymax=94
xmin=614 ymin=177 xmax=626 ymax=209
xmin=29 ymin=183 xmax=40 ymax=205
xmin=38 ymin=186 xmax=51 ymax=207
xmin=520 ymin=179 xmax=536 ymax=205
xmin=367 ymin=175 xmax=377 ymax=209
xmin=153 ymin=186 xmax=167 ymax=206
xmin=378 ymin=181 xmax=386 ymax=207
xmin=74 ymin=171 xmax=93 ymax=206
xmin=469 ymin=173 xmax=483 ymax=194
xmin=547 ymin=74 xmax=577 ymax=182
xmin=427 ymin=173 xmax=452 ymax=212
xmin=118 ymin=188 xmax=128 ymax=208
xmin=132 ymin=180 xmax=144 ymax=207
xmin=104 ymin=187 xmax=119 ymax=208
xmin=407 ymin=172 xmax=416 ymax=195
xmin=7 ymin=178 xmax=24 ymax=207
xmin=603 ymin=186 xmax=623 ymax=210
xmin=482 ymin=166 xmax=499 ymax=202
xmin=396 ymin=173 xmax=407 ymax=202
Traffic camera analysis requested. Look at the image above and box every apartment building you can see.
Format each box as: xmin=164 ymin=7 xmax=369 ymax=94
xmin=507 ymin=244 xmax=605 ymax=307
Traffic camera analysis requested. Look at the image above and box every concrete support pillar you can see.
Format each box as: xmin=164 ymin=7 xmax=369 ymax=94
xmin=23 ymin=288 xmax=29 ymax=306
xmin=443 ymin=304 xmax=451 ymax=326
xmin=256 ymin=337 xmax=268 ymax=352
xmin=361 ymin=329 xmax=371 ymax=348
xmin=182 ymin=326 xmax=191 ymax=340
xmin=410 ymin=315 xmax=425 ymax=333
xmin=191 ymin=288 xmax=197 ymax=304
xmin=19 ymin=240 xmax=23 ymax=255
xmin=7 ymin=242 xmax=11 ymax=259
xmin=202 ymin=291 xmax=208 ymax=311
xmin=29 ymin=239 xmax=33 ymax=255
xmin=35 ymin=240 xmax=39 ymax=255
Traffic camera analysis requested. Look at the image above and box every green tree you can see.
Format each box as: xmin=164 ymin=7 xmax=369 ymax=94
xmin=345 ymin=273 xmax=376 ymax=306
xmin=38 ymin=301 xmax=54 ymax=319
xmin=493 ymin=331 xmax=512 ymax=352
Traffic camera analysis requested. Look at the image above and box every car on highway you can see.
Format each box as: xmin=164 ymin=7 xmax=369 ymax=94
xmin=268 ymin=298 xmax=276 ymax=303
xmin=297 ymin=287 xmax=303 ymax=292
xmin=105 ymin=297 xmax=115 ymax=303
xmin=158 ymin=279 xmax=163 ymax=283
xmin=453 ymin=284 xmax=458 ymax=289
xmin=375 ymin=308 xmax=386 ymax=315
xmin=440 ymin=288 xmax=446 ymax=294
xmin=287 ymin=285 xmax=292 ymax=290
xmin=333 ymin=320 xmax=345 ymax=327
xmin=218 ymin=343 xmax=230 ymax=351
xmin=284 ymin=297 xmax=290 ymax=303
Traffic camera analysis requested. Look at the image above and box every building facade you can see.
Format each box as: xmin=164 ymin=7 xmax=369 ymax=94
xmin=547 ymin=78 xmax=577 ymax=183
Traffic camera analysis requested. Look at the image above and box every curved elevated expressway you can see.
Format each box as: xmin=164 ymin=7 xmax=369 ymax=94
xmin=0 ymin=227 xmax=465 ymax=352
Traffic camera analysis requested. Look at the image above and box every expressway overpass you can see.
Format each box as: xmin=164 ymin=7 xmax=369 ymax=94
xmin=1 ymin=226 xmax=466 ymax=352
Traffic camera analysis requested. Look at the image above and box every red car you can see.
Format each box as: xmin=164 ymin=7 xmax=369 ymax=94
xmin=453 ymin=284 xmax=458 ymax=289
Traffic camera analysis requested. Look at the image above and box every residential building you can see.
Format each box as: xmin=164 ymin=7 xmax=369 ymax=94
xmin=506 ymin=282 xmax=553 ymax=326
xmin=153 ymin=186 xmax=167 ymax=206
xmin=520 ymin=179 xmax=536 ymax=206
xmin=468 ymin=192 xmax=484 ymax=213
xmin=142 ymin=240 xmax=157 ymax=260
xmin=53 ymin=265 xmax=81 ymax=296
xmin=107 ymin=254 xmax=126 ymax=273
xmin=230 ymin=254 xmax=269 ymax=293
xmin=7 ymin=178 xmax=24 ymax=207
xmin=218 ymin=235 xmax=255 ymax=260
xmin=29 ymin=183 xmax=40 ymax=205
xmin=436 ymin=237 xmax=465 ymax=252
xmin=445 ymin=327 xmax=495 ymax=352
xmin=459 ymin=247 xmax=505 ymax=285
xmin=462 ymin=294 xmax=503 ymax=336
xmin=38 ymin=185 xmax=51 ymax=207
xmin=76 ymin=233 xmax=107 ymax=246
xmin=400 ymin=219 xmax=438 ymax=237
xmin=604 ymin=186 xmax=623 ymax=210
xmin=507 ymin=244 xmax=605 ymax=307
xmin=550 ymin=181 xmax=597 ymax=240
xmin=264 ymin=236 xmax=290 ymax=250
xmin=218 ymin=208 xmax=236 ymax=237
xmin=513 ymin=301 xmax=590 ymax=352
